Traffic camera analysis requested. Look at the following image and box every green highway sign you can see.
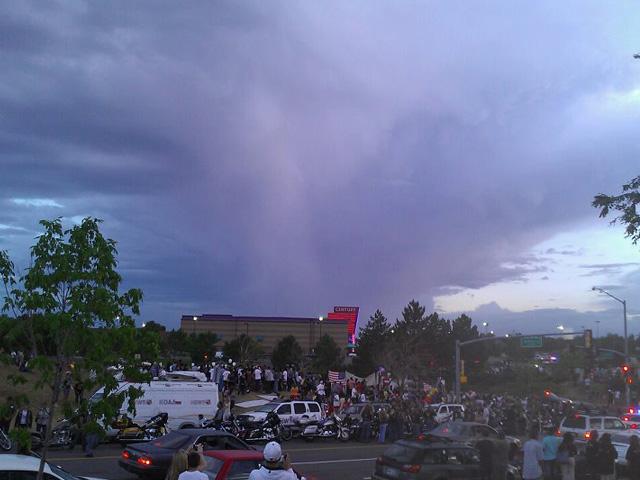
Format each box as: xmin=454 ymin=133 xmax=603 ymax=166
xmin=521 ymin=336 xmax=543 ymax=348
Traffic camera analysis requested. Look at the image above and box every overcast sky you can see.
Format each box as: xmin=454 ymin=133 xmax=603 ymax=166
xmin=2 ymin=1 xmax=640 ymax=335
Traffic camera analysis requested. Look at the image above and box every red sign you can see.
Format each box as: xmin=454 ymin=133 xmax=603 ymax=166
xmin=327 ymin=306 xmax=359 ymax=340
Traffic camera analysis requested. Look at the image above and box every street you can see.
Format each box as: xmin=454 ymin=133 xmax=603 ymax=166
xmin=46 ymin=441 xmax=389 ymax=480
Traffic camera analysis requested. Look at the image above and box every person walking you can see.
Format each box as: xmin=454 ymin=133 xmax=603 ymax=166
xmin=36 ymin=406 xmax=49 ymax=436
xmin=626 ymin=435 xmax=640 ymax=480
xmin=476 ymin=430 xmax=494 ymax=480
xmin=491 ymin=431 xmax=510 ymax=480
xmin=522 ymin=430 xmax=544 ymax=480
xmin=556 ymin=433 xmax=577 ymax=480
xmin=542 ymin=427 xmax=561 ymax=480
xmin=596 ymin=433 xmax=617 ymax=480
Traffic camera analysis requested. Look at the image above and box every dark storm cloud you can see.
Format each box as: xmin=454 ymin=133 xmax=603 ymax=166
xmin=1 ymin=1 xmax=639 ymax=327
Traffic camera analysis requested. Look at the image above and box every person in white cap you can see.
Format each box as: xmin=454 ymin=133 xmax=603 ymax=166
xmin=248 ymin=441 xmax=301 ymax=480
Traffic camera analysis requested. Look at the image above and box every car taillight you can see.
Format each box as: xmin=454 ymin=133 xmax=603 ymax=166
xmin=555 ymin=430 xmax=561 ymax=436
xmin=584 ymin=432 xmax=591 ymax=440
xmin=122 ymin=451 xmax=130 ymax=459
xmin=632 ymin=424 xmax=638 ymax=429
xmin=401 ymin=464 xmax=421 ymax=474
xmin=624 ymin=417 xmax=630 ymax=421
xmin=137 ymin=457 xmax=152 ymax=466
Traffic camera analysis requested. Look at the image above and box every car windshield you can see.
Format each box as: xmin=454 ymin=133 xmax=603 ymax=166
xmin=431 ymin=422 xmax=467 ymax=436
xmin=50 ymin=464 xmax=81 ymax=480
xmin=254 ymin=403 xmax=279 ymax=413
xmin=151 ymin=431 xmax=190 ymax=449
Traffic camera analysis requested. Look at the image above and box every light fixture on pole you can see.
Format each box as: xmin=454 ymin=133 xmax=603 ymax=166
xmin=557 ymin=325 xmax=565 ymax=331
xmin=482 ymin=322 xmax=489 ymax=334
xmin=593 ymin=286 xmax=629 ymax=404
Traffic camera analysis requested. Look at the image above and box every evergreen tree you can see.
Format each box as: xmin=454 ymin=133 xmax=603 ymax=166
xmin=351 ymin=310 xmax=390 ymax=376
xmin=272 ymin=335 xmax=303 ymax=370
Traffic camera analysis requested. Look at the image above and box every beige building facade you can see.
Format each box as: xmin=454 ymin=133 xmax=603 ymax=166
xmin=180 ymin=314 xmax=349 ymax=355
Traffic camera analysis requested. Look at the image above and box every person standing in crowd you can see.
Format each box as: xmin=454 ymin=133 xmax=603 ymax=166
xmin=626 ymin=435 xmax=640 ymax=480
xmin=36 ymin=405 xmax=49 ymax=436
xmin=586 ymin=430 xmax=600 ymax=479
xmin=377 ymin=407 xmax=389 ymax=444
xmin=491 ymin=431 xmax=510 ymax=480
xmin=596 ymin=434 xmax=617 ymax=480
xmin=556 ymin=433 xmax=577 ymax=480
xmin=177 ymin=451 xmax=207 ymax=480
xmin=248 ymin=441 xmax=298 ymax=480
xmin=265 ymin=367 xmax=274 ymax=393
xmin=253 ymin=365 xmax=262 ymax=392
xmin=523 ymin=430 xmax=544 ymax=480
xmin=14 ymin=406 xmax=32 ymax=431
xmin=476 ymin=430 xmax=494 ymax=480
xmin=360 ymin=403 xmax=373 ymax=443
xmin=165 ymin=450 xmax=189 ymax=480
xmin=542 ymin=426 xmax=562 ymax=480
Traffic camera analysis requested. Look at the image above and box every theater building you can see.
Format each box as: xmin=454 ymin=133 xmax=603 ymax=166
xmin=179 ymin=313 xmax=350 ymax=355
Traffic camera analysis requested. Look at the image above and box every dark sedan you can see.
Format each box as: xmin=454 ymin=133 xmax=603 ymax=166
xmin=118 ymin=429 xmax=252 ymax=478
xmin=428 ymin=422 xmax=520 ymax=449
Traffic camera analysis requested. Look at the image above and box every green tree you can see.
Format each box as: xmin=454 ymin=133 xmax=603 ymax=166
xmin=313 ymin=334 xmax=342 ymax=373
xmin=593 ymin=175 xmax=640 ymax=244
xmin=0 ymin=218 xmax=152 ymax=480
xmin=351 ymin=310 xmax=390 ymax=376
xmin=223 ymin=334 xmax=263 ymax=364
xmin=187 ymin=332 xmax=220 ymax=363
xmin=271 ymin=335 xmax=303 ymax=370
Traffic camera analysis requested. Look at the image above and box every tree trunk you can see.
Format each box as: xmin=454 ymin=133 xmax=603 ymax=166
xmin=36 ymin=364 xmax=62 ymax=480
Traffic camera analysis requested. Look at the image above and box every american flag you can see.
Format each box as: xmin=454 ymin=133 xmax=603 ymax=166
xmin=328 ymin=370 xmax=346 ymax=383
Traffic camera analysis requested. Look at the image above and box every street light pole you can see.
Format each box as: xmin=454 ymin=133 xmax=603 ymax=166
xmin=593 ymin=287 xmax=630 ymax=405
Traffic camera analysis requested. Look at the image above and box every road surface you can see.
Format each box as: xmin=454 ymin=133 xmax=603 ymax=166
xmin=46 ymin=440 xmax=389 ymax=480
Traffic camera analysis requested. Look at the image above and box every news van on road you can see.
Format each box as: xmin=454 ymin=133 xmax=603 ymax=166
xmin=91 ymin=377 xmax=219 ymax=439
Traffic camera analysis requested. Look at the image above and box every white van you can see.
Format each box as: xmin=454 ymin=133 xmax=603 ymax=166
xmin=91 ymin=380 xmax=219 ymax=438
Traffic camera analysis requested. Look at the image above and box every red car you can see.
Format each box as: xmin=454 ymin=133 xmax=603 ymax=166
xmin=203 ymin=450 xmax=264 ymax=480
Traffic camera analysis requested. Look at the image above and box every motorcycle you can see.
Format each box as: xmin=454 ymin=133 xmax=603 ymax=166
xmin=301 ymin=414 xmax=350 ymax=442
xmin=200 ymin=417 xmax=246 ymax=438
xmin=31 ymin=419 xmax=78 ymax=450
xmin=240 ymin=411 xmax=289 ymax=443
xmin=116 ymin=412 xmax=169 ymax=443
xmin=0 ymin=427 xmax=12 ymax=451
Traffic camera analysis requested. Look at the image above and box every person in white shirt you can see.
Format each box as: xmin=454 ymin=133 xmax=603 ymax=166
xmin=248 ymin=441 xmax=300 ymax=480
xmin=177 ymin=452 xmax=207 ymax=480
xmin=254 ymin=366 xmax=263 ymax=392
xmin=316 ymin=381 xmax=326 ymax=398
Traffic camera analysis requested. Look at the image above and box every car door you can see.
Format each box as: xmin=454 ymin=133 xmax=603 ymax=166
xmin=275 ymin=403 xmax=293 ymax=425
xmin=308 ymin=402 xmax=321 ymax=422
xmin=589 ymin=417 xmax=603 ymax=433
xmin=604 ymin=417 xmax=627 ymax=434
xmin=445 ymin=448 xmax=481 ymax=479
xmin=292 ymin=402 xmax=307 ymax=423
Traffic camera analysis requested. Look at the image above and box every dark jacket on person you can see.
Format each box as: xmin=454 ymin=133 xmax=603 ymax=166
xmin=627 ymin=444 xmax=640 ymax=479
xmin=596 ymin=443 xmax=618 ymax=475
xmin=14 ymin=408 xmax=32 ymax=428
xmin=476 ymin=438 xmax=494 ymax=471
xmin=586 ymin=439 xmax=600 ymax=470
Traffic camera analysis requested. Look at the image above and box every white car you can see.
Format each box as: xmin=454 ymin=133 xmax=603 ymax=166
xmin=237 ymin=401 xmax=324 ymax=426
xmin=559 ymin=414 xmax=629 ymax=441
xmin=430 ymin=403 xmax=465 ymax=423
xmin=0 ymin=454 xmax=106 ymax=480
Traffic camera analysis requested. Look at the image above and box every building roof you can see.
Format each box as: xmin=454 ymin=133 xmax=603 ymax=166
xmin=182 ymin=314 xmax=348 ymax=324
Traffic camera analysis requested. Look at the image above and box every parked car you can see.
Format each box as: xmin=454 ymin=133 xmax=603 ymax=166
xmin=559 ymin=414 xmax=629 ymax=441
xmin=0 ymin=454 xmax=106 ymax=480
xmin=373 ymin=438 xmax=521 ymax=480
xmin=573 ymin=433 xmax=630 ymax=478
xmin=341 ymin=403 xmax=390 ymax=422
xmin=237 ymin=401 xmax=323 ymax=426
xmin=428 ymin=404 xmax=465 ymax=423
xmin=118 ymin=429 xmax=251 ymax=479
xmin=429 ymin=422 xmax=520 ymax=449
